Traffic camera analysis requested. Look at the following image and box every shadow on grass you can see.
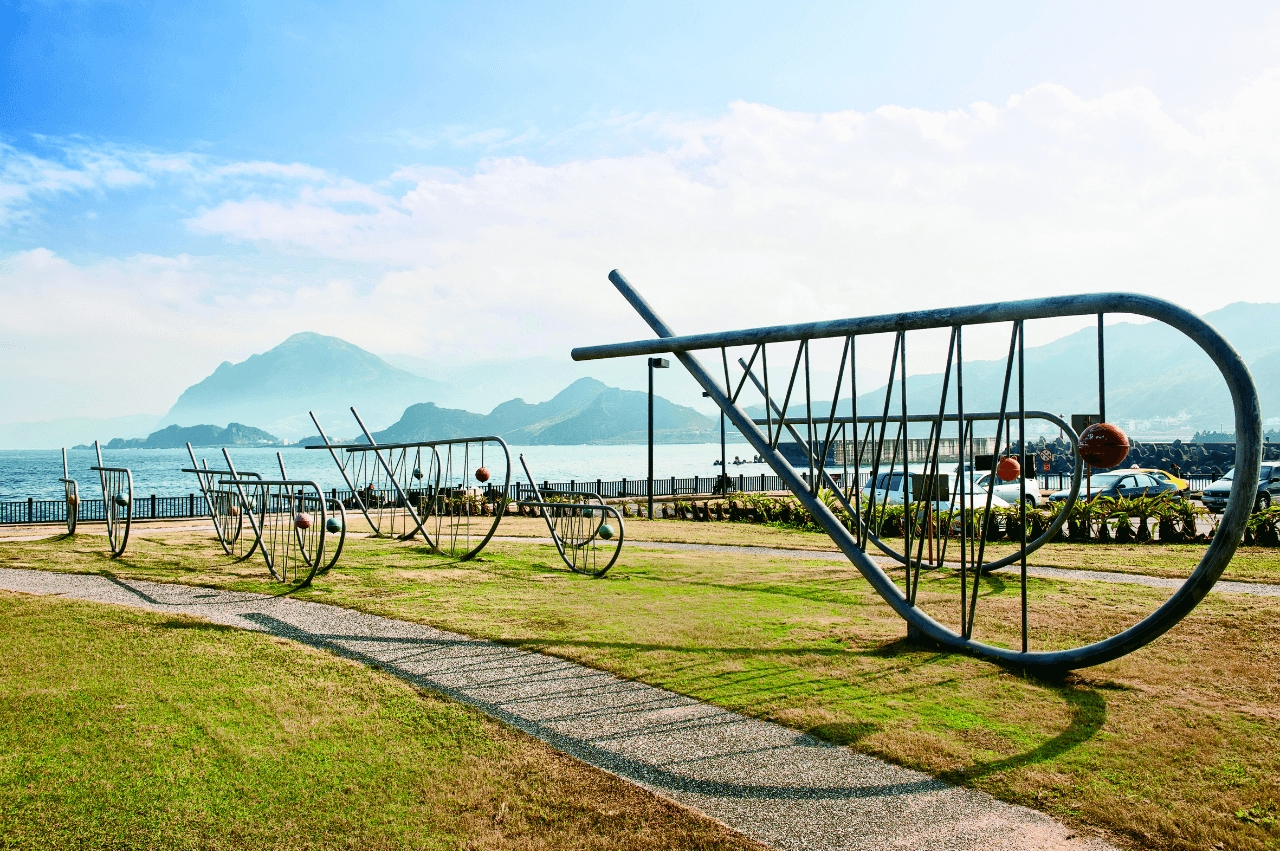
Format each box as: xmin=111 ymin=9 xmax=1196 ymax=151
xmin=942 ymin=682 xmax=1106 ymax=783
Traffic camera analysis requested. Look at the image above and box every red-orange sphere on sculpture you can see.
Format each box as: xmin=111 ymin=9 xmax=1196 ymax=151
xmin=1078 ymin=422 xmax=1130 ymax=468
xmin=475 ymin=467 xmax=490 ymax=483
xmin=996 ymin=456 xmax=1021 ymax=482
xmin=294 ymin=512 xmax=313 ymax=530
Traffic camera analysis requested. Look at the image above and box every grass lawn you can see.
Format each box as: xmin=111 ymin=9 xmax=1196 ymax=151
xmin=0 ymin=590 xmax=762 ymax=851
xmin=495 ymin=515 xmax=1280 ymax=585
xmin=4 ymin=519 xmax=1280 ymax=850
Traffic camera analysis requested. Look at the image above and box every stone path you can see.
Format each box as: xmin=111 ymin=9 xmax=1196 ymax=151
xmin=0 ymin=567 xmax=1111 ymax=851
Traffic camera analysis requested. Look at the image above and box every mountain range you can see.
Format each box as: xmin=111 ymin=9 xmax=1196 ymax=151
xmin=7 ymin=301 xmax=1278 ymax=450
xmin=369 ymin=377 xmax=719 ymax=445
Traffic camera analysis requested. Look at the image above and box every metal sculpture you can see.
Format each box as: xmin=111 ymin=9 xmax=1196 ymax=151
xmin=275 ymin=451 xmax=346 ymax=574
xmin=219 ymin=449 xmax=334 ymax=585
xmin=60 ymin=448 xmax=79 ymax=535
xmin=518 ymin=454 xmax=624 ymax=577
xmin=308 ymin=408 xmax=510 ymax=560
xmin=90 ymin=441 xmax=132 ymax=557
xmin=572 ymin=270 xmax=1262 ymax=672
xmin=183 ymin=442 xmax=261 ymax=560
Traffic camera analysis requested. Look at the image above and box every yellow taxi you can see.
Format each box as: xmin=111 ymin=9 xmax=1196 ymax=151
xmin=1134 ymin=467 xmax=1190 ymax=493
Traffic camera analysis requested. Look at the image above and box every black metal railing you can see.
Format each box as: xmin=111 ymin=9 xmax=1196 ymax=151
xmin=0 ymin=471 xmax=1223 ymax=526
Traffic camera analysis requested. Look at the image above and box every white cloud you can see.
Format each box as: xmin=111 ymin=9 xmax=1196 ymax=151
xmin=4 ymin=72 xmax=1280 ymax=420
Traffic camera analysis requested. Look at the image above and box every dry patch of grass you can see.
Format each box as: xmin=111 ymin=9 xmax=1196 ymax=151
xmin=4 ymin=526 xmax=1280 ymax=850
xmin=0 ymin=590 xmax=762 ymax=851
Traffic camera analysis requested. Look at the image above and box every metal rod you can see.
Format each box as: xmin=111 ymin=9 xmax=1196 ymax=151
xmin=648 ymin=360 xmax=655 ymax=518
xmin=1019 ymin=320 xmax=1028 ymax=653
xmin=804 ymin=341 xmax=816 ymax=495
xmin=957 ymin=327 xmax=967 ymax=636
xmin=1098 ymin=313 xmax=1106 ymax=423
xmin=900 ymin=332 xmax=911 ymax=598
xmin=968 ymin=323 xmax=1020 ymax=633
xmin=574 ymin=292 xmax=1205 ymax=360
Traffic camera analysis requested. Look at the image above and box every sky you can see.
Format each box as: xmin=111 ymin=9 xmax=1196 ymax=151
xmin=3 ymin=0 xmax=1280 ymax=426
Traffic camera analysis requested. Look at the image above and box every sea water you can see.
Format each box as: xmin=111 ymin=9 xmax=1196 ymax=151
xmin=0 ymin=443 xmax=774 ymax=501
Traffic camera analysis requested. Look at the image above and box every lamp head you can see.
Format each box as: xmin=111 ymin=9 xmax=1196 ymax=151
xmin=648 ymin=357 xmax=669 ymax=369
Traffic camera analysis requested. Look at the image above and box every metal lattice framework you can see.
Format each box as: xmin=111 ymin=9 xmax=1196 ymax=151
xmin=60 ymin=448 xmax=78 ymax=535
xmin=519 ymin=454 xmax=624 ymax=577
xmin=572 ymin=270 xmax=1263 ymax=672
xmin=308 ymin=408 xmax=510 ymax=560
xmin=219 ymin=449 xmax=337 ymax=585
xmin=90 ymin=441 xmax=132 ymax=557
xmin=183 ymin=442 xmax=261 ymax=560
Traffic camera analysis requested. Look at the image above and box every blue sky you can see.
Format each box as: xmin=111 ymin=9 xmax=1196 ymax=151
xmin=3 ymin=0 xmax=1280 ymax=427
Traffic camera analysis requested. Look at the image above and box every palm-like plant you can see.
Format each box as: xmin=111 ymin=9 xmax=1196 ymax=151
xmin=1065 ymin=497 xmax=1092 ymax=542
xmin=1091 ymin=496 xmax=1115 ymax=543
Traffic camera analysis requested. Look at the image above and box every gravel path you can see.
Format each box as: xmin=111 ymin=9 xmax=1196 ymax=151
xmin=0 ymin=567 xmax=1111 ymax=851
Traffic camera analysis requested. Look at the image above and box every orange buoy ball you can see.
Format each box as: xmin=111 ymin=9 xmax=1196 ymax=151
xmin=1078 ymin=422 xmax=1130 ymax=468
xmin=996 ymin=456 xmax=1021 ymax=482
xmin=294 ymin=512 xmax=313 ymax=530
xmin=475 ymin=466 xmax=490 ymax=483
xmin=67 ymin=493 xmax=78 ymax=505
xmin=229 ymin=504 xmax=240 ymax=517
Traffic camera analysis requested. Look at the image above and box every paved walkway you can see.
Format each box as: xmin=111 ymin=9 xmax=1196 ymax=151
xmin=0 ymin=568 xmax=1110 ymax=851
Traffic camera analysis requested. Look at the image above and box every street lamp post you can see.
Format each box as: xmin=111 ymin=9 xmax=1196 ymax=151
xmin=703 ymin=390 xmax=726 ymax=493
xmin=648 ymin=357 xmax=669 ymax=520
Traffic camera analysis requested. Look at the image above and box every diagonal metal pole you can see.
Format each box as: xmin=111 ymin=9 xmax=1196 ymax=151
xmin=310 ymin=411 xmax=378 ymax=534
xmin=350 ymin=407 xmax=427 ymax=540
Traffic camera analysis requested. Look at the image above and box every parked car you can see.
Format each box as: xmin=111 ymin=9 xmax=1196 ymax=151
xmin=1135 ymin=467 xmax=1190 ymax=493
xmin=1049 ymin=471 xmax=1179 ymax=503
xmin=966 ymin=469 xmax=1043 ymax=508
xmin=871 ymin=471 xmax=1011 ymax=510
xmin=1200 ymin=464 xmax=1280 ymax=514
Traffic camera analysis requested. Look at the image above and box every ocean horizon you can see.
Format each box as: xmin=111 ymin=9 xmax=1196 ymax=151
xmin=0 ymin=443 xmax=765 ymax=502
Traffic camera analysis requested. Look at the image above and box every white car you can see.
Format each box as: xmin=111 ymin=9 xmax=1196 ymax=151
xmin=870 ymin=471 xmax=1011 ymax=510
xmin=965 ymin=469 xmax=1043 ymax=508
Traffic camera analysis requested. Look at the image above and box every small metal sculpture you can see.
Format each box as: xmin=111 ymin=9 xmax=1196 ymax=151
xmin=308 ymin=408 xmax=509 ymax=560
xmin=59 ymin=448 xmax=78 ymax=535
xmin=183 ymin=442 xmax=261 ymax=560
xmin=275 ymin=451 xmax=345 ymax=574
xmin=90 ymin=441 xmax=132 ymax=557
xmin=219 ymin=449 xmax=335 ymax=585
xmin=518 ymin=454 xmax=624 ymax=578
xmin=572 ymin=270 xmax=1262 ymax=672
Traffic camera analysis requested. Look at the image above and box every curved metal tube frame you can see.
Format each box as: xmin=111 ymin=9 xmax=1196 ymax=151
xmin=60 ymin=448 xmax=78 ymax=535
xmin=320 ymin=498 xmax=347 ymax=574
xmin=309 ymin=412 xmax=511 ymax=560
xmin=519 ymin=454 xmax=624 ymax=577
xmin=749 ymin=410 xmax=1082 ymax=575
xmin=183 ymin=443 xmax=261 ymax=560
xmin=572 ymin=270 xmax=1262 ymax=672
xmin=220 ymin=478 xmax=328 ymax=585
xmin=274 ymin=450 xmax=346 ymax=575
xmin=91 ymin=441 xmax=131 ymax=558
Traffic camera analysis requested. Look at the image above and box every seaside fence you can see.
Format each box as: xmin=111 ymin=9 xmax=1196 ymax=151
xmin=0 ymin=471 xmax=1219 ymax=526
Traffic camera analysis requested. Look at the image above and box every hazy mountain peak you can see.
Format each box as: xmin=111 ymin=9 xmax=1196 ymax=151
xmin=162 ymin=332 xmax=447 ymax=440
